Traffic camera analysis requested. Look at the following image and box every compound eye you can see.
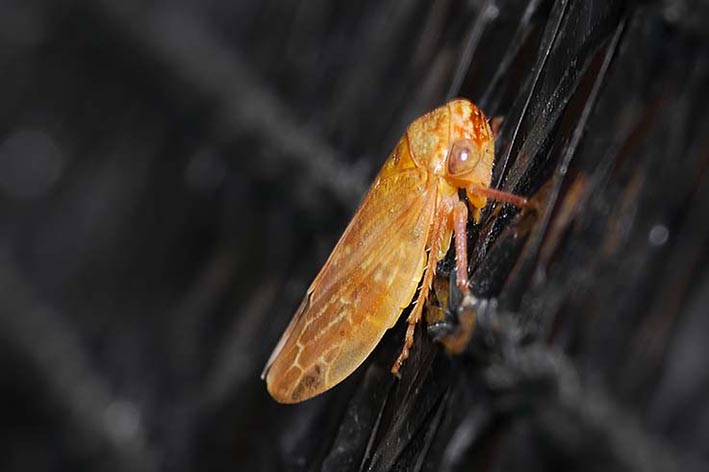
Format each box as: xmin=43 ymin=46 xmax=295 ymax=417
xmin=447 ymin=139 xmax=480 ymax=176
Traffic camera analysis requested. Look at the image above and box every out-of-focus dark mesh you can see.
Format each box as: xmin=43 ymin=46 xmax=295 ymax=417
xmin=1 ymin=0 xmax=708 ymax=471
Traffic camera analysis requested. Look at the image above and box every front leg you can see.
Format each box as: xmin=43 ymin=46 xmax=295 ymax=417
xmin=466 ymin=184 xmax=529 ymax=209
xmin=453 ymin=200 xmax=471 ymax=295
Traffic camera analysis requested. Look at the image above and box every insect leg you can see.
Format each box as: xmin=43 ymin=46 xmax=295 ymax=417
xmin=453 ymin=200 xmax=471 ymax=295
xmin=466 ymin=184 xmax=529 ymax=208
xmin=391 ymin=199 xmax=454 ymax=376
xmin=490 ymin=116 xmax=504 ymax=139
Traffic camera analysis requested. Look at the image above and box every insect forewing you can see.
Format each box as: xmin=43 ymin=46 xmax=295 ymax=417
xmin=264 ymin=165 xmax=437 ymax=403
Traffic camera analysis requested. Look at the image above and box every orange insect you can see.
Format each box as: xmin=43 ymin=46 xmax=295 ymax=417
xmin=262 ymin=99 xmax=526 ymax=403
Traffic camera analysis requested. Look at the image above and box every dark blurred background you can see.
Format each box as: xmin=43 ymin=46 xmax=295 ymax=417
xmin=2 ymin=0 xmax=709 ymax=471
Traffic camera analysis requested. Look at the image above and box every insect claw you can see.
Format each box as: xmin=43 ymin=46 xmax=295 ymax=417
xmin=390 ymin=354 xmax=405 ymax=377
xmin=525 ymin=198 xmax=542 ymax=214
xmin=391 ymin=365 xmax=402 ymax=379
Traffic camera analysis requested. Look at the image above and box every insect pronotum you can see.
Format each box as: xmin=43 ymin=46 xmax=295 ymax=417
xmin=262 ymin=99 xmax=527 ymax=403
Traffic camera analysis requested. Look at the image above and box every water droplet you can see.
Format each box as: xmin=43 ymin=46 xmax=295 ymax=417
xmin=649 ymin=224 xmax=669 ymax=246
xmin=486 ymin=4 xmax=500 ymax=20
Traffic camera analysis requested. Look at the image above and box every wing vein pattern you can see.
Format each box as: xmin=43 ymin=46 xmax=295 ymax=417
xmin=266 ymin=168 xmax=438 ymax=402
